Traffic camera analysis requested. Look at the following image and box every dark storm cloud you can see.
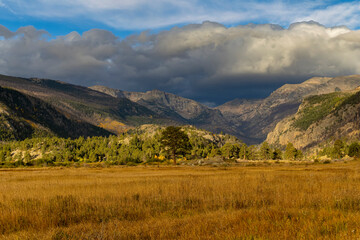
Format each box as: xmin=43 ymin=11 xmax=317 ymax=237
xmin=0 ymin=21 xmax=360 ymax=105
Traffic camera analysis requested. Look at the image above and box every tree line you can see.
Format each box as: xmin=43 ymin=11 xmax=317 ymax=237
xmin=0 ymin=125 xmax=359 ymax=167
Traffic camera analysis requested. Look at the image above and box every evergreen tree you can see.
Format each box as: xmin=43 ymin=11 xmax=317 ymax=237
xmin=160 ymin=126 xmax=191 ymax=165
xmin=130 ymin=134 xmax=142 ymax=150
xmin=348 ymin=142 xmax=360 ymax=158
xmin=24 ymin=151 xmax=32 ymax=163
xmin=271 ymin=148 xmax=283 ymax=160
xmin=0 ymin=151 xmax=5 ymax=162
xmin=295 ymin=149 xmax=303 ymax=160
xmin=221 ymin=143 xmax=240 ymax=159
xmin=284 ymin=142 xmax=297 ymax=160
xmin=247 ymin=145 xmax=258 ymax=160
xmin=209 ymin=147 xmax=220 ymax=158
xmin=240 ymin=143 xmax=247 ymax=160
xmin=259 ymin=141 xmax=271 ymax=160
xmin=331 ymin=139 xmax=344 ymax=159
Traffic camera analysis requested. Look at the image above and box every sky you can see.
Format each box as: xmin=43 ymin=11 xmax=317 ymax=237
xmin=0 ymin=0 xmax=360 ymax=106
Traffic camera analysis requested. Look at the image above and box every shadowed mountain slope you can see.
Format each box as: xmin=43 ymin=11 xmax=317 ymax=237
xmin=0 ymin=86 xmax=111 ymax=140
xmin=0 ymin=74 xmax=175 ymax=135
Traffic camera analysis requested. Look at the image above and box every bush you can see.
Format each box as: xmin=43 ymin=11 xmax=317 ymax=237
xmin=348 ymin=142 xmax=360 ymax=158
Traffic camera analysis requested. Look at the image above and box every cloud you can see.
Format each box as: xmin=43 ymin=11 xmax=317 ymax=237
xmin=1 ymin=21 xmax=360 ymax=105
xmin=0 ymin=25 xmax=13 ymax=38
xmin=0 ymin=0 xmax=15 ymax=13
xmin=2 ymin=0 xmax=360 ymax=30
xmin=296 ymin=2 xmax=360 ymax=29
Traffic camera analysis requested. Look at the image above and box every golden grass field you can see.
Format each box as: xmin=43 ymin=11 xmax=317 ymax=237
xmin=1 ymin=161 xmax=360 ymax=239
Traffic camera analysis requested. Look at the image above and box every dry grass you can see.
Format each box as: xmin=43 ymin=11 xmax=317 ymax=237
xmin=1 ymin=162 xmax=360 ymax=239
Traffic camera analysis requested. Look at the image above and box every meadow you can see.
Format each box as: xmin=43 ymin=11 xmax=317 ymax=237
xmin=1 ymin=161 xmax=360 ymax=239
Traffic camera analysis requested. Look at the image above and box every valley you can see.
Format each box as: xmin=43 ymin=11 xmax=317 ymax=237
xmin=2 ymin=4 xmax=360 ymax=240
xmin=2 ymin=73 xmax=360 ymax=147
xmin=0 ymin=71 xmax=360 ymax=165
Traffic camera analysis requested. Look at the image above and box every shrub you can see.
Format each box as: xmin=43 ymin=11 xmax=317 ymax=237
xmin=348 ymin=142 xmax=360 ymax=158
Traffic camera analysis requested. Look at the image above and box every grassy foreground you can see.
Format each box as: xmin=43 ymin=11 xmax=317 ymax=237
xmin=1 ymin=162 xmax=360 ymax=239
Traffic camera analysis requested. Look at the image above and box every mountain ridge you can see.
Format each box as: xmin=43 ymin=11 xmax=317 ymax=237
xmin=90 ymin=85 xmax=245 ymax=140
xmin=0 ymin=86 xmax=111 ymax=140
xmin=0 ymin=74 xmax=175 ymax=135
xmin=216 ymin=75 xmax=360 ymax=143
xmin=266 ymin=88 xmax=360 ymax=149
xmin=2 ymin=73 xmax=360 ymax=145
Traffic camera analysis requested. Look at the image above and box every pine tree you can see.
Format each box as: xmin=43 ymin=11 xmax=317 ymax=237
xmin=221 ymin=143 xmax=239 ymax=159
xmin=0 ymin=151 xmax=5 ymax=162
xmin=240 ymin=143 xmax=247 ymax=160
xmin=259 ymin=141 xmax=271 ymax=160
xmin=348 ymin=142 xmax=360 ymax=158
xmin=160 ymin=126 xmax=191 ymax=165
xmin=331 ymin=139 xmax=344 ymax=159
xmin=284 ymin=142 xmax=297 ymax=160
xmin=271 ymin=148 xmax=283 ymax=160
xmin=24 ymin=151 xmax=32 ymax=163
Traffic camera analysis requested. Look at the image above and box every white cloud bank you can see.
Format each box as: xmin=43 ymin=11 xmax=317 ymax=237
xmin=1 ymin=21 xmax=360 ymax=104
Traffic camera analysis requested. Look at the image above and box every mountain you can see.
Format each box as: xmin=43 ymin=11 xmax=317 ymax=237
xmin=266 ymin=87 xmax=360 ymax=149
xmin=0 ymin=74 xmax=242 ymax=140
xmin=216 ymin=75 xmax=360 ymax=143
xmin=0 ymin=74 xmax=174 ymax=135
xmin=2 ymin=73 xmax=360 ymax=144
xmin=0 ymin=86 xmax=111 ymax=140
xmin=90 ymin=86 xmax=244 ymax=140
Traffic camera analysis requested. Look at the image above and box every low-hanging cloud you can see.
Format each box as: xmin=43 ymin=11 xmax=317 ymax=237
xmin=1 ymin=21 xmax=360 ymax=105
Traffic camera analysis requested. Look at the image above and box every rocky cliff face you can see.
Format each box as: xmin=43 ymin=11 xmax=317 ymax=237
xmin=266 ymin=88 xmax=360 ymax=149
xmin=216 ymin=75 xmax=360 ymax=143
